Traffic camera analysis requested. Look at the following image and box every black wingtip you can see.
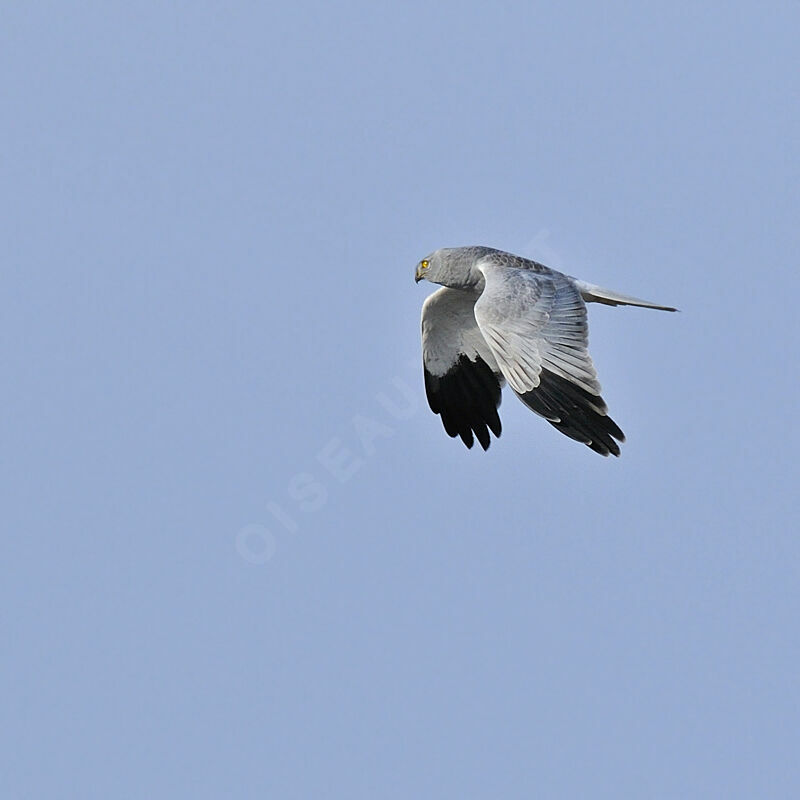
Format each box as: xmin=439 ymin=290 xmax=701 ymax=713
xmin=517 ymin=369 xmax=625 ymax=457
xmin=425 ymin=355 xmax=503 ymax=452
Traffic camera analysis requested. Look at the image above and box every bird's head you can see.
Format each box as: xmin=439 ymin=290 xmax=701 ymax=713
xmin=414 ymin=250 xmax=445 ymax=284
xmin=414 ymin=246 xmax=496 ymax=288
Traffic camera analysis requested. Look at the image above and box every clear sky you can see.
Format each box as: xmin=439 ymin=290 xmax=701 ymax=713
xmin=2 ymin=2 xmax=799 ymax=798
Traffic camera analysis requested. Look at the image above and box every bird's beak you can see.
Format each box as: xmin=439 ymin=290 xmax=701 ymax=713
xmin=414 ymin=266 xmax=423 ymax=283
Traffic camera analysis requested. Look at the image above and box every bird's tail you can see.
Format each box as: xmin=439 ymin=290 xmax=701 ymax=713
xmin=574 ymin=280 xmax=677 ymax=312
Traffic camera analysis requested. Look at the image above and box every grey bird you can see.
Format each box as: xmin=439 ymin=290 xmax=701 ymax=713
xmin=415 ymin=246 xmax=676 ymax=456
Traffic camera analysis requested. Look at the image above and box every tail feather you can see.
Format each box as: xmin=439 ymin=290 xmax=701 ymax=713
xmin=574 ymin=280 xmax=677 ymax=312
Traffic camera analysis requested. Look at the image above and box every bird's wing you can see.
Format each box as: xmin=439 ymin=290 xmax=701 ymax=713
xmin=421 ymin=287 xmax=505 ymax=450
xmin=474 ymin=262 xmax=625 ymax=456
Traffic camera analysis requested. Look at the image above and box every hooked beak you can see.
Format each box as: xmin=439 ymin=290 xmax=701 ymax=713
xmin=414 ymin=265 xmax=423 ymax=283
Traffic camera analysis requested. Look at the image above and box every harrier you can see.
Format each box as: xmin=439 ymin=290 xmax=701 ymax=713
xmin=416 ymin=246 xmax=676 ymax=456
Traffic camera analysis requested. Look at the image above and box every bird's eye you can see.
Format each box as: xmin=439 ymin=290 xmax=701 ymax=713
xmin=421 ymin=260 xmax=429 ymax=269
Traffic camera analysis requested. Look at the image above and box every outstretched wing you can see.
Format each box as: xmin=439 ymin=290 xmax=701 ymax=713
xmin=421 ymin=287 xmax=505 ymax=450
xmin=474 ymin=262 xmax=625 ymax=456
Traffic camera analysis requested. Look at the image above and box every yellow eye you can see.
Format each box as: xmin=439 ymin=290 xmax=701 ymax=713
xmin=421 ymin=260 xmax=429 ymax=269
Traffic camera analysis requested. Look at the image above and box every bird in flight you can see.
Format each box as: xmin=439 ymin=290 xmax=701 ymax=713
xmin=415 ymin=246 xmax=676 ymax=456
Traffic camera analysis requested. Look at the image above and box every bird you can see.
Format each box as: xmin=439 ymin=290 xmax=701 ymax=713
xmin=415 ymin=246 xmax=676 ymax=456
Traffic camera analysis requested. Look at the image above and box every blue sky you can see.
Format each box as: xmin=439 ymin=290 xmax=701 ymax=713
xmin=2 ymin=2 xmax=799 ymax=797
